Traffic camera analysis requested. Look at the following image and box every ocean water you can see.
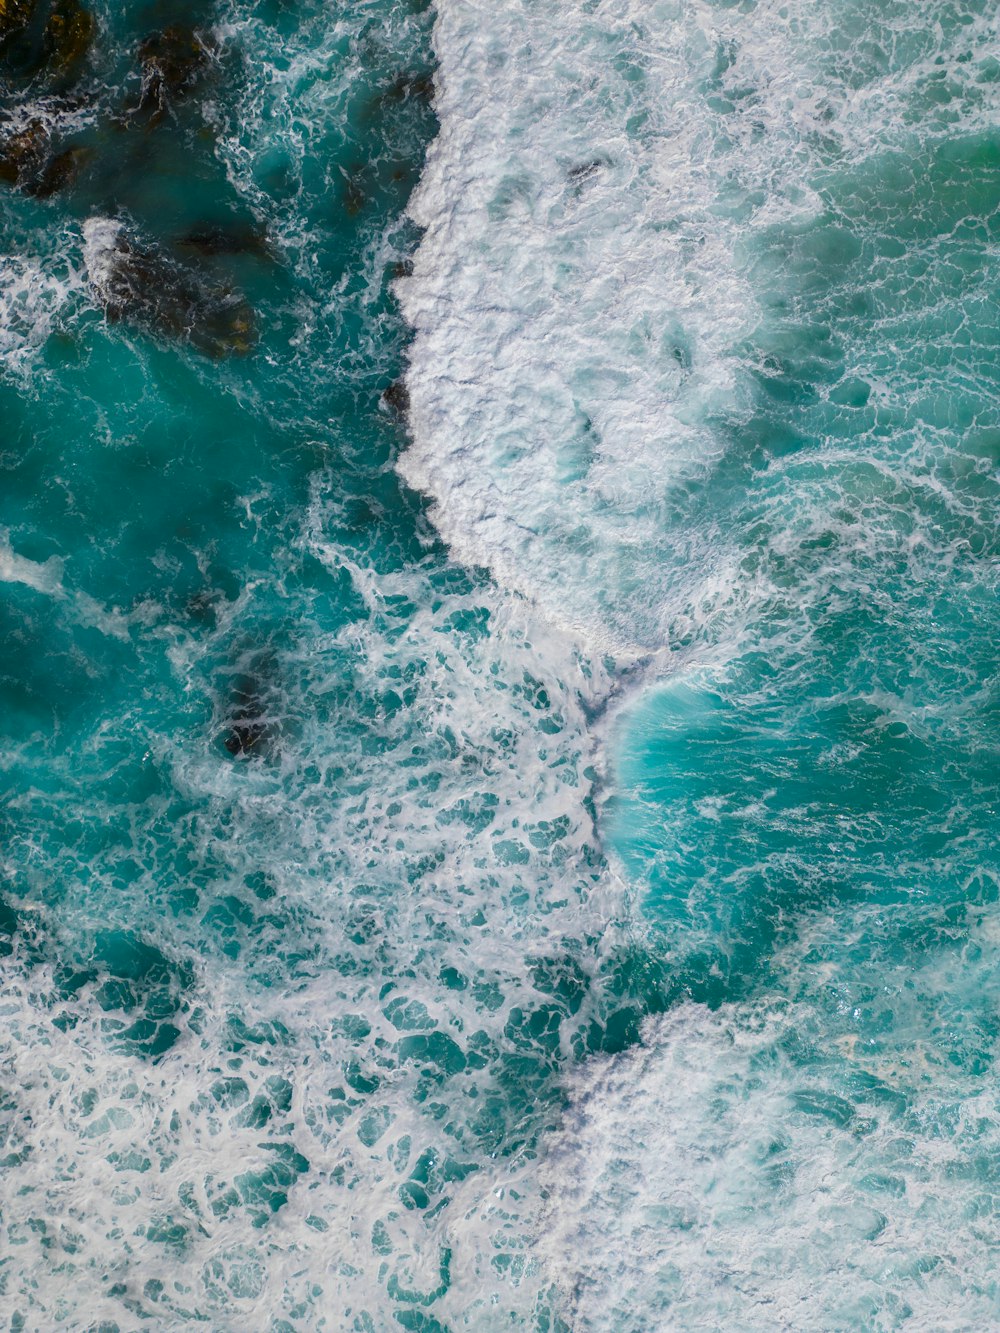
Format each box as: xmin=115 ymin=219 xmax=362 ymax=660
xmin=2 ymin=0 xmax=999 ymax=1328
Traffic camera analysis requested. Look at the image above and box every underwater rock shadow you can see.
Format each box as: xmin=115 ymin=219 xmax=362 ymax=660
xmin=216 ymin=649 xmax=288 ymax=762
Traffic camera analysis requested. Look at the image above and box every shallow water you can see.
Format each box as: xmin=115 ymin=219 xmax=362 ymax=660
xmin=2 ymin=0 xmax=1000 ymax=1327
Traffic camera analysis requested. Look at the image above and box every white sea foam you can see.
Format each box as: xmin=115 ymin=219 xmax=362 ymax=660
xmin=0 ymin=536 xmax=63 ymax=594
xmin=80 ymin=215 xmax=125 ymax=284
xmin=0 ymin=107 xmax=97 ymax=375
xmin=391 ymin=0 xmax=1000 ymax=1325
xmin=0 ymin=473 xmax=625 ymax=1325
xmin=5 ymin=1 xmax=998 ymax=1327
xmin=539 ymin=907 xmax=1000 ymax=1330
xmin=0 ymin=530 xmax=133 ymax=642
xmin=0 ymin=250 xmax=81 ymax=374
xmin=0 ymin=13 xmax=629 ymax=1321
xmin=398 ymin=0 xmax=1000 ymax=652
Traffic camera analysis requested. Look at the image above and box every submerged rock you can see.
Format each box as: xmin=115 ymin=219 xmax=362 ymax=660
xmin=382 ymin=71 xmax=435 ymax=106
xmin=340 ymin=165 xmax=368 ymax=217
xmin=179 ymin=220 xmax=273 ymax=260
xmin=0 ymin=0 xmax=94 ymax=86
xmin=0 ymin=119 xmax=89 ymax=196
xmin=28 ymin=140 xmax=88 ymax=195
xmin=0 ymin=119 xmax=47 ymax=186
xmin=223 ymin=673 xmax=270 ymax=759
xmin=42 ymin=0 xmax=95 ymax=80
xmin=83 ymin=217 xmax=255 ymax=357
xmin=0 ymin=0 xmax=33 ymax=40
xmin=567 ymin=158 xmax=607 ymax=187
xmin=134 ymin=25 xmax=213 ymax=126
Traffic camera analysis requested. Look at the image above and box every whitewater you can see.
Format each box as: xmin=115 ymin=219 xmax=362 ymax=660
xmin=1 ymin=0 xmax=1000 ymax=1327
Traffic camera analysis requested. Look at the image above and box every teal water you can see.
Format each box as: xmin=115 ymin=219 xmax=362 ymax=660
xmin=1 ymin=0 xmax=606 ymax=1324
xmin=3 ymin=0 xmax=1000 ymax=1327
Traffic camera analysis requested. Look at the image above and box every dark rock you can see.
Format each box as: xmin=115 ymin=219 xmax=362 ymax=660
xmin=84 ymin=218 xmax=255 ymax=357
xmin=381 ymin=377 xmax=409 ymax=418
xmin=383 ymin=71 xmax=435 ymax=105
xmin=184 ymin=589 xmax=219 ymax=625
xmin=0 ymin=893 xmax=18 ymax=958
xmin=0 ymin=119 xmax=48 ymax=187
xmin=223 ymin=673 xmax=270 ymax=759
xmin=25 ymin=142 xmax=89 ymax=196
xmin=0 ymin=0 xmax=33 ymax=41
xmin=0 ymin=0 xmax=94 ymax=88
xmin=0 ymin=118 xmax=88 ymax=196
xmin=342 ymin=495 xmax=383 ymax=530
xmin=224 ymin=721 xmax=266 ymax=758
xmin=340 ymin=165 xmax=368 ymax=217
xmin=133 ymin=25 xmax=213 ymax=126
xmin=391 ymin=257 xmax=414 ymax=280
xmin=42 ymin=0 xmax=94 ymax=80
xmin=568 ymin=158 xmax=606 ymax=186
xmin=179 ymin=221 xmax=273 ymax=260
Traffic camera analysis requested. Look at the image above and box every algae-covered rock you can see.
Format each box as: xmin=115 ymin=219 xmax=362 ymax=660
xmin=43 ymin=0 xmax=95 ymax=79
xmin=0 ymin=0 xmax=94 ymax=89
xmin=0 ymin=118 xmax=88 ymax=196
xmin=381 ymin=377 xmax=410 ymax=419
xmin=134 ymin=25 xmax=213 ymax=125
xmin=0 ymin=118 xmax=47 ymax=186
xmin=83 ymin=217 xmax=256 ymax=357
xmin=28 ymin=142 xmax=88 ymax=196
xmin=0 ymin=0 xmax=34 ymax=39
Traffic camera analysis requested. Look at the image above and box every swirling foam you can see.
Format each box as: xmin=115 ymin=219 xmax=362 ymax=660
xmin=398 ymin=0 xmax=1000 ymax=652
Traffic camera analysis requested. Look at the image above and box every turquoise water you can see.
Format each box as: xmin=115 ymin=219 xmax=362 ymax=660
xmin=2 ymin=0 xmax=1000 ymax=1327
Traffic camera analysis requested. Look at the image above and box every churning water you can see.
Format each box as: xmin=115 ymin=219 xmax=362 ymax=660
xmin=2 ymin=0 xmax=1000 ymax=1327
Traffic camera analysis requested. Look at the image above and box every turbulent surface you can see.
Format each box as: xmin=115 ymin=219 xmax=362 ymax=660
xmin=402 ymin=0 xmax=1000 ymax=1327
xmin=402 ymin=0 xmax=1000 ymax=653
xmin=3 ymin=0 xmax=1000 ymax=1327
xmin=0 ymin=0 xmax=622 ymax=1326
